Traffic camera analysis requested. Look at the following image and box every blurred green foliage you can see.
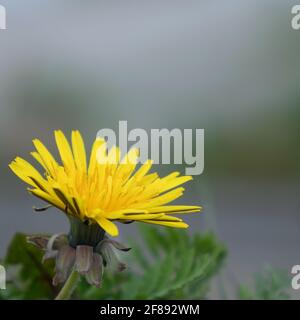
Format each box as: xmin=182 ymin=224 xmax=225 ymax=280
xmin=237 ymin=267 xmax=291 ymax=300
xmin=0 ymin=234 xmax=57 ymax=300
xmin=0 ymin=228 xmax=291 ymax=300
xmin=76 ymin=226 xmax=226 ymax=300
xmin=0 ymin=226 xmax=226 ymax=300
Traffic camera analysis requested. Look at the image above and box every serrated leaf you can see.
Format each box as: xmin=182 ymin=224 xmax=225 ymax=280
xmin=120 ymin=226 xmax=226 ymax=300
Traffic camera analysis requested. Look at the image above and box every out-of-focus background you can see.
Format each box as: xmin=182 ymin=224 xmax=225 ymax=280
xmin=0 ymin=0 xmax=299 ymax=298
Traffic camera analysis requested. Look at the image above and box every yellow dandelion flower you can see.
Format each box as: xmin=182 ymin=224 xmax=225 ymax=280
xmin=9 ymin=130 xmax=201 ymax=237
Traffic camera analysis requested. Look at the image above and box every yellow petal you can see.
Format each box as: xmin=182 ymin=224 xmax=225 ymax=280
xmin=102 ymin=208 xmax=147 ymax=219
xmin=149 ymin=214 xmax=183 ymax=222
xmin=117 ymin=148 xmax=139 ymax=183
xmin=147 ymin=205 xmax=201 ymax=214
xmin=140 ymin=219 xmax=189 ymax=228
xmin=29 ymin=188 xmax=64 ymax=210
xmin=9 ymin=157 xmax=49 ymax=191
xmin=119 ymin=213 xmax=165 ymax=220
xmin=121 ymin=147 xmax=139 ymax=165
xmin=95 ymin=217 xmax=119 ymax=237
xmin=140 ymin=173 xmax=159 ymax=185
xmin=72 ymin=131 xmax=87 ymax=173
xmin=54 ymin=130 xmax=75 ymax=172
xmin=106 ymin=146 xmax=121 ymax=177
xmin=159 ymin=176 xmax=193 ymax=193
xmin=89 ymin=137 xmax=106 ymax=177
xmin=32 ymin=139 xmax=58 ymax=176
xmin=135 ymin=187 xmax=185 ymax=209
xmin=132 ymin=160 xmax=153 ymax=181
xmin=9 ymin=161 xmax=34 ymax=186
xmin=52 ymin=186 xmax=78 ymax=216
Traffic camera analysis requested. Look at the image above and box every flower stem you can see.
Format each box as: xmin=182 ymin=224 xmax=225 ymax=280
xmin=55 ymin=270 xmax=80 ymax=300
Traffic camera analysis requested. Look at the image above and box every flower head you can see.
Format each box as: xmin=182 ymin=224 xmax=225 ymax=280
xmin=10 ymin=130 xmax=201 ymax=292
xmin=9 ymin=130 xmax=201 ymax=237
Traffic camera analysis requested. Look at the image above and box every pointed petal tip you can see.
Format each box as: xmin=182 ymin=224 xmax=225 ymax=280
xmin=32 ymin=138 xmax=40 ymax=143
xmin=95 ymin=217 xmax=119 ymax=237
xmin=194 ymin=206 xmax=203 ymax=213
xmin=109 ymin=230 xmax=119 ymax=237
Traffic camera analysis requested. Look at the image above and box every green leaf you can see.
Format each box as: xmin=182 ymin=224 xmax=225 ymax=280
xmin=237 ymin=267 xmax=291 ymax=300
xmin=3 ymin=233 xmax=57 ymax=299
xmin=1 ymin=227 xmax=226 ymax=300
xmin=76 ymin=226 xmax=226 ymax=300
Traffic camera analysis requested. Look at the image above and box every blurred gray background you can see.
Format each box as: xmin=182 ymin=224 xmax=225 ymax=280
xmin=0 ymin=0 xmax=300 ymax=298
